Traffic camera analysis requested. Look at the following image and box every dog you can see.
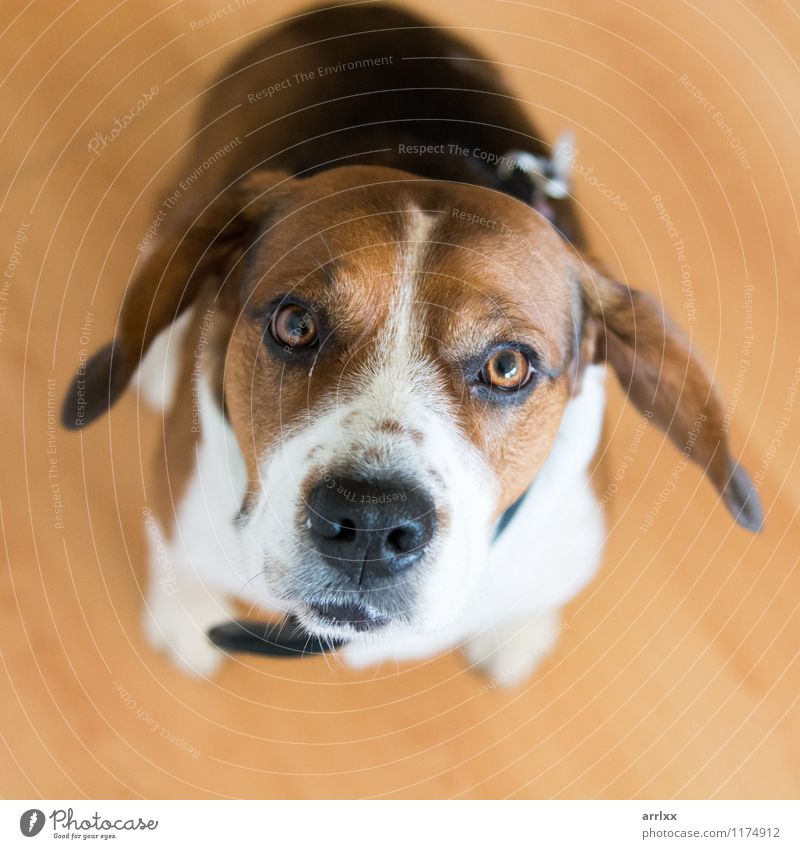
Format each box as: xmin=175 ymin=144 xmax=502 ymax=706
xmin=62 ymin=3 xmax=762 ymax=684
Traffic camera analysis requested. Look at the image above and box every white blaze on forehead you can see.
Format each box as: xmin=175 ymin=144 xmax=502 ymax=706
xmin=350 ymin=206 xmax=438 ymax=424
xmin=400 ymin=205 xmax=437 ymax=285
xmin=384 ymin=205 xmax=436 ymax=345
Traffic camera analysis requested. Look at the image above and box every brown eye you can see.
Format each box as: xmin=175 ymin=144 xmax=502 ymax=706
xmin=269 ymin=303 xmax=318 ymax=349
xmin=480 ymin=348 xmax=533 ymax=391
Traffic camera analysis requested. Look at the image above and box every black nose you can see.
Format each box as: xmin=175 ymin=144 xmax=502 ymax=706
xmin=306 ymin=476 xmax=436 ymax=577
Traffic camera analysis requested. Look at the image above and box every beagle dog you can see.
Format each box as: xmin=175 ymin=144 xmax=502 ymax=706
xmin=62 ymin=4 xmax=762 ymax=684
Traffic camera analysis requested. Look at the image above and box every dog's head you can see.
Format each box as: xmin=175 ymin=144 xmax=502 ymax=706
xmin=63 ymin=165 xmax=761 ymax=640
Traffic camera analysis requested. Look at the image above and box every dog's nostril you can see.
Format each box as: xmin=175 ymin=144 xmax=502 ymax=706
xmin=334 ymin=518 xmax=356 ymax=542
xmin=386 ymin=526 xmax=415 ymax=554
xmin=308 ymin=511 xmax=357 ymax=542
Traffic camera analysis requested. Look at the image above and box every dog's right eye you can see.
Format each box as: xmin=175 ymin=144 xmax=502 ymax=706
xmin=479 ymin=347 xmax=535 ymax=391
xmin=269 ymin=303 xmax=319 ymax=349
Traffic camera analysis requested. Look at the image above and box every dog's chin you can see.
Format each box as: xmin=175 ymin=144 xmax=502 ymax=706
xmin=294 ymin=599 xmax=393 ymax=638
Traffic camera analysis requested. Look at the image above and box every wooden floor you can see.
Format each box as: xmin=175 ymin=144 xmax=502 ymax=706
xmin=1 ymin=0 xmax=798 ymax=799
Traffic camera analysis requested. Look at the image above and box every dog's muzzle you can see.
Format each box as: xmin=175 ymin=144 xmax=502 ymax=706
xmin=209 ymin=483 xmax=530 ymax=658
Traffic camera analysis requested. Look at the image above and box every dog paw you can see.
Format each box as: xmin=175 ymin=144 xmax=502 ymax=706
xmin=463 ymin=608 xmax=562 ymax=688
xmin=141 ymin=584 xmax=232 ymax=678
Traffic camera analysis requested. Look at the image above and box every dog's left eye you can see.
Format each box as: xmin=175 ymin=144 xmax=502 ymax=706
xmin=479 ymin=347 xmax=534 ymax=391
xmin=269 ymin=303 xmax=319 ymax=349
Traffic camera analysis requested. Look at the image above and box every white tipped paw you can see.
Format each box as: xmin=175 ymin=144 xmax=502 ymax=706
xmin=464 ymin=608 xmax=563 ymax=688
xmin=142 ymin=583 xmax=232 ymax=678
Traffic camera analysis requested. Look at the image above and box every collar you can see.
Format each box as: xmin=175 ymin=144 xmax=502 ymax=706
xmin=208 ymin=487 xmax=531 ymax=658
xmin=493 ymin=132 xmax=574 ymax=229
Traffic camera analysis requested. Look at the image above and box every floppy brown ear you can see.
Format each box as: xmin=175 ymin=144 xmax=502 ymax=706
xmin=61 ymin=171 xmax=284 ymax=430
xmin=578 ymin=260 xmax=763 ymax=532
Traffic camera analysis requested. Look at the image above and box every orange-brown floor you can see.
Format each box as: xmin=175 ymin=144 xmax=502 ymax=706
xmin=1 ymin=0 xmax=798 ymax=799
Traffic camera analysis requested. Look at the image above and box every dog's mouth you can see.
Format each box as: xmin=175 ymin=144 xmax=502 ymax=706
xmin=299 ymin=599 xmax=390 ymax=634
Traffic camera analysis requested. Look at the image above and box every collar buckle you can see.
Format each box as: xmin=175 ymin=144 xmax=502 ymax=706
xmin=495 ymin=131 xmax=575 ymax=223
